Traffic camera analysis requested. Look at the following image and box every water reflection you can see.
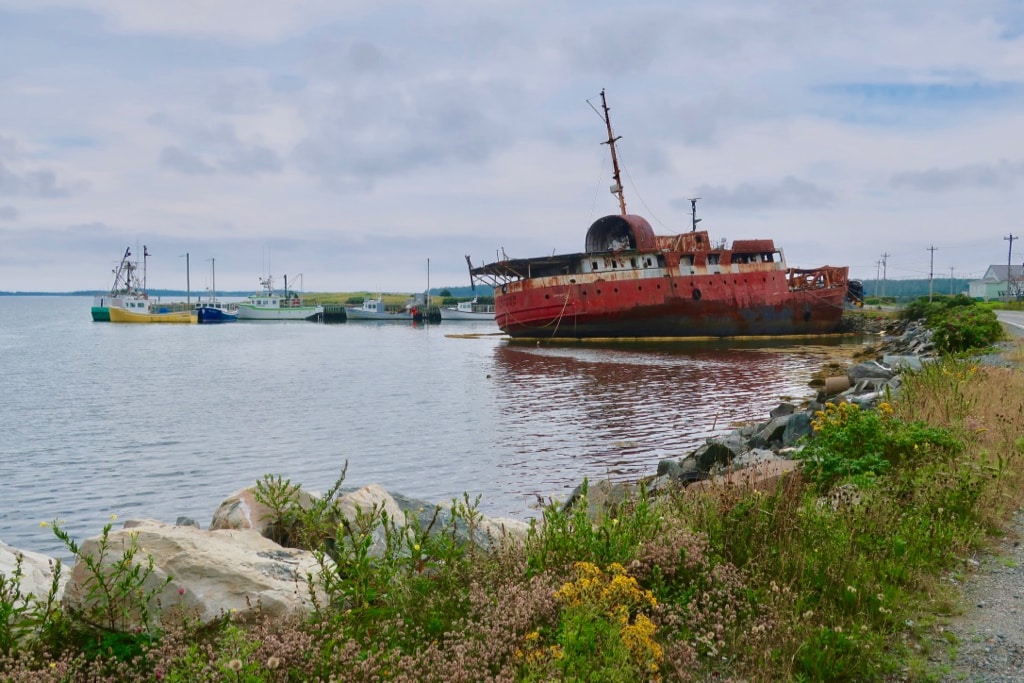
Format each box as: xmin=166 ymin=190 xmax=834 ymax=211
xmin=487 ymin=338 xmax=856 ymax=490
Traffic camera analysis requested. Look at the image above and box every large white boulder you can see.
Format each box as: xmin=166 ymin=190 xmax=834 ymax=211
xmin=209 ymin=486 xmax=320 ymax=536
xmin=61 ymin=520 xmax=325 ymax=628
xmin=0 ymin=540 xmax=67 ymax=604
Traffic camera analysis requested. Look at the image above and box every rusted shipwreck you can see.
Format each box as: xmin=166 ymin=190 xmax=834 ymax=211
xmin=467 ymin=90 xmax=851 ymax=340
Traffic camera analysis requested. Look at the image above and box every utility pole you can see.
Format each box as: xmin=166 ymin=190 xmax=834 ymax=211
xmin=949 ymin=266 xmax=955 ymax=296
xmin=927 ymin=246 xmax=936 ymax=302
xmin=874 ymin=259 xmax=881 ymax=297
xmin=881 ymin=252 xmax=890 ymax=300
xmin=1006 ymin=234 xmax=1017 ymax=302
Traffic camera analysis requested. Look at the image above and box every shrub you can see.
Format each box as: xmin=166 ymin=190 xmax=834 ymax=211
xmin=930 ymin=306 xmax=1004 ymax=353
xmin=799 ymin=402 xmax=962 ymax=492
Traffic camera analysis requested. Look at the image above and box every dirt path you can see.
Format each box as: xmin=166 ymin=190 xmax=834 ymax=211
xmin=933 ymin=510 xmax=1024 ymax=682
xmin=932 ymin=330 xmax=1024 ymax=682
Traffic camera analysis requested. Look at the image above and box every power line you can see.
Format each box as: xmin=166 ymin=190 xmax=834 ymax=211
xmin=927 ymin=245 xmax=936 ymax=302
xmin=1006 ymin=234 xmax=1018 ymax=301
xmin=880 ymin=252 xmax=890 ymax=299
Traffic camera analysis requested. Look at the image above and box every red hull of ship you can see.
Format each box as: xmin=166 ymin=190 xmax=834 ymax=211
xmin=494 ymin=274 xmax=846 ymax=339
xmin=471 ymin=215 xmax=849 ymax=340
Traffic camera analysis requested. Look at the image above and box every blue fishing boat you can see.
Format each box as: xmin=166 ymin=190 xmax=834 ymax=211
xmin=194 ymin=258 xmax=238 ymax=323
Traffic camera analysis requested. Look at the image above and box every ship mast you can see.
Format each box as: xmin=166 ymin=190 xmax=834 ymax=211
xmin=599 ymin=89 xmax=627 ymax=217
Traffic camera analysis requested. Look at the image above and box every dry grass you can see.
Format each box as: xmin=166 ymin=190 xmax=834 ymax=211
xmin=895 ymin=350 xmax=1024 ymax=531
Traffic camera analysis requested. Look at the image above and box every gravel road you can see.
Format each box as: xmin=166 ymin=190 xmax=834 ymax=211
xmin=933 ymin=510 xmax=1024 ymax=682
xmin=933 ymin=325 xmax=1024 ymax=682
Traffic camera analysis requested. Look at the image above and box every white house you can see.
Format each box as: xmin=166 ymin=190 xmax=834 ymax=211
xmin=969 ymin=264 xmax=1024 ymax=301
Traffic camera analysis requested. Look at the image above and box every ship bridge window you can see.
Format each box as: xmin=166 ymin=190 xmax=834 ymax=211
xmin=708 ymin=254 xmax=720 ymax=265
xmin=681 ymin=256 xmax=694 ymax=266
xmin=645 ymin=258 xmax=652 ymax=267
xmin=591 ymin=261 xmax=598 ymax=270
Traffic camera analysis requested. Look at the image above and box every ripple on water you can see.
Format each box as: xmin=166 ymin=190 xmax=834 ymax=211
xmin=0 ymin=297 xmax=864 ymax=555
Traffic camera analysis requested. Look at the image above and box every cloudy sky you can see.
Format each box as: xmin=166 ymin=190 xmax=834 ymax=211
xmin=2 ymin=0 xmax=1023 ymax=295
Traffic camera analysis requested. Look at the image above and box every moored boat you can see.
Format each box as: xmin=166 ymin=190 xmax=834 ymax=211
xmin=438 ymin=298 xmax=495 ymax=322
xmin=467 ymin=90 xmax=850 ymax=340
xmin=195 ymin=258 xmax=238 ymax=323
xmin=344 ymin=294 xmax=425 ymax=322
xmin=91 ymin=246 xmax=149 ymax=321
xmin=108 ymin=300 xmax=196 ymax=323
xmin=195 ymin=300 xmax=238 ymax=323
xmin=236 ymin=275 xmax=323 ymax=321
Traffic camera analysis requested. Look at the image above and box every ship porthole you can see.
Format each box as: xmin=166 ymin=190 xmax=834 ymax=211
xmin=692 ymin=288 xmax=702 ymax=301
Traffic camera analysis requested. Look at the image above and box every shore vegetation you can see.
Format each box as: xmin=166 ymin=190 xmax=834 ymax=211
xmin=2 ymin=302 xmax=1022 ymax=681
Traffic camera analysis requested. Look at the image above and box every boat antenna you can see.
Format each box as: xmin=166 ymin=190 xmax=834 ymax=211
xmin=143 ymin=245 xmax=149 ymax=293
xmin=689 ymin=197 xmax=701 ymax=232
xmin=597 ymin=89 xmax=627 ymax=216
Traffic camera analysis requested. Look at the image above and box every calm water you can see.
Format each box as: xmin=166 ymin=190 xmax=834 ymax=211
xmin=1 ymin=296 xmax=861 ymax=556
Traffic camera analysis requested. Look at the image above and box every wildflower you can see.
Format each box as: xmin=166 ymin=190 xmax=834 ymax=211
xmin=227 ymin=659 xmax=243 ymax=672
xmin=177 ymin=587 xmax=186 ymax=596
xmin=846 ymin=585 xmax=857 ymax=594
xmin=40 ymin=521 xmax=49 ymax=528
xmin=110 ymin=513 xmax=118 ymax=521
xmin=266 ymin=656 xmax=281 ymax=670
xmin=413 ymin=543 xmax=421 ymax=552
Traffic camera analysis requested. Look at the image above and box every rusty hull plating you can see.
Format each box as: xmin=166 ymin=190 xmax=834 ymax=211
xmin=469 ymin=213 xmax=849 ymax=340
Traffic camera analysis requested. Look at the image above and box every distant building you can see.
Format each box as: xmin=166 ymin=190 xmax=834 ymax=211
xmin=969 ymin=264 xmax=1024 ymax=301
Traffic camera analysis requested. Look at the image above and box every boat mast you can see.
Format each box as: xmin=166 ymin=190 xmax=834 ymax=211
xmin=600 ymin=89 xmax=627 ymax=217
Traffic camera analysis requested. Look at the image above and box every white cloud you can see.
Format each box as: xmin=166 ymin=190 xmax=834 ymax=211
xmin=1 ymin=0 xmax=1023 ymax=292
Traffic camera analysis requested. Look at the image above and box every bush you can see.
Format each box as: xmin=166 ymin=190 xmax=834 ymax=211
xmin=799 ymin=402 xmax=962 ymax=492
xmin=930 ymin=306 xmax=1004 ymax=353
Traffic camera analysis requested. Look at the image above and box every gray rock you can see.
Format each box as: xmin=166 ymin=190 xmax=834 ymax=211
xmin=847 ymin=360 xmax=896 ymax=382
xmin=782 ymin=411 xmax=813 ymax=447
xmin=693 ymin=439 xmax=744 ymax=472
xmin=749 ymin=415 xmax=791 ymax=449
xmin=882 ymin=355 xmax=924 ymax=372
xmin=769 ymin=402 xmax=796 ymax=418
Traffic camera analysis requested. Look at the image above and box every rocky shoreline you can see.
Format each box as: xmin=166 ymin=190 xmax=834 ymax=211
xmin=561 ymin=312 xmax=930 ymax=517
xmin=1 ymin=311 xmax=1002 ymax=636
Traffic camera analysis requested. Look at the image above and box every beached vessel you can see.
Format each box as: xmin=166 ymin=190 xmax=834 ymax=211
xmin=467 ymin=90 xmax=850 ymax=340
xmin=236 ymin=275 xmax=323 ymax=321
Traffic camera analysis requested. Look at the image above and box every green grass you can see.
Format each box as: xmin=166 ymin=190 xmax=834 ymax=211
xmin=2 ymin=310 xmax=1023 ymax=681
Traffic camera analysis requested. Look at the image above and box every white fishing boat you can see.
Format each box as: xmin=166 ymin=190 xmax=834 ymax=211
xmin=344 ymin=293 xmax=425 ymax=322
xmin=236 ymin=274 xmax=323 ymax=321
xmin=439 ymin=297 xmax=495 ymax=322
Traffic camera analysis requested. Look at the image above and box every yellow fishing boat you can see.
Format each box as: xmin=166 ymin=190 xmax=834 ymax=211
xmin=108 ymin=300 xmax=196 ymax=323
